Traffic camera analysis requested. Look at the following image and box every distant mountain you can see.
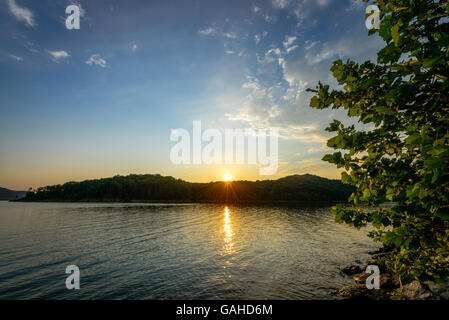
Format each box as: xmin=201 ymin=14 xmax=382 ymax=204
xmin=20 ymin=174 xmax=353 ymax=203
xmin=0 ymin=187 xmax=27 ymax=200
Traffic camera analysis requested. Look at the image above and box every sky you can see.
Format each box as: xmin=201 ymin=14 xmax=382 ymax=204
xmin=0 ymin=0 xmax=385 ymax=190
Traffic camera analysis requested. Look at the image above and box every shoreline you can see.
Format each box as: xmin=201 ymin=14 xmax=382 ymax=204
xmin=12 ymin=199 xmax=347 ymax=206
xmin=334 ymin=247 xmax=449 ymax=300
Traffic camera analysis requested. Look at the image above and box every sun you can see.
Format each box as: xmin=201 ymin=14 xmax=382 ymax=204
xmin=223 ymin=173 xmax=233 ymax=182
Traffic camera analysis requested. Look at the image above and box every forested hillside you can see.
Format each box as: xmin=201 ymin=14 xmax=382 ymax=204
xmin=21 ymin=174 xmax=353 ymax=203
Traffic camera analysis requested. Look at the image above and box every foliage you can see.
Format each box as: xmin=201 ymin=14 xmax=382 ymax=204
xmin=22 ymin=173 xmax=353 ymax=203
xmin=389 ymin=288 xmax=406 ymax=300
xmin=308 ymin=0 xmax=449 ymax=283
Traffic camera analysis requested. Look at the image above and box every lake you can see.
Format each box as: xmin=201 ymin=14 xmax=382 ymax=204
xmin=0 ymin=201 xmax=378 ymax=299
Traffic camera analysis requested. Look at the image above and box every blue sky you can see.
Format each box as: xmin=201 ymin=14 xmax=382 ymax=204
xmin=0 ymin=0 xmax=384 ymax=189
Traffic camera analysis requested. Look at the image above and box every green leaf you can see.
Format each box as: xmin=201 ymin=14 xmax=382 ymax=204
xmin=422 ymin=56 xmax=442 ymax=68
xmin=435 ymin=209 xmax=449 ymax=221
xmin=391 ymin=24 xmax=400 ymax=46
xmin=424 ymin=158 xmax=445 ymax=169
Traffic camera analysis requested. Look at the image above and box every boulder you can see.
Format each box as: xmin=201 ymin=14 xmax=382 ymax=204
xmin=341 ymin=265 xmax=362 ymax=275
xmin=338 ymin=284 xmax=391 ymax=300
xmin=402 ymin=280 xmax=433 ymax=300
xmin=423 ymin=280 xmax=449 ymax=300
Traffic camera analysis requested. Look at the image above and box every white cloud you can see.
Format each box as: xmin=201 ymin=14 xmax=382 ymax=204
xmin=7 ymin=0 xmax=36 ymax=27
xmin=46 ymin=50 xmax=70 ymax=61
xmin=68 ymin=0 xmax=86 ymax=17
xmin=283 ymin=36 xmax=298 ymax=54
xmin=317 ymin=0 xmax=332 ymax=7
xmin=272 ymin=0 xmax=289 ymax=9
xmin=255 ymin=32 xmax=268 ymax=44
xmin=264 ymin=48 xmax=281 ymax=62
xmin=304 ymin=40 xmax=318 ymax=51
xmin=223 ymin=32 xmax=237 ymax=39
xmin=132 ymin=44 xmax=138 ymax=52
xmin=9 ymin=54 xmax=23 ymax=61
xmin=286 ymin=45 xmax=298 ymax=54
xmin=264 ymin=15 xmax=273 ymax=23
xmin=308 ymin=145 xmax=331 ymax=153
xmin=303 ymin=35 xmax=383 ymax=65
xmin=198 ymin=27 xmax=216 ymax=36
xmin=85 ymin=54 xmax=107 ymax=68
xmin=346 ymin=0 xmax=364 ymax=11
xmin=283 ymin=36 xmax=296 ymax=48
xmin=226 ymin=29 xmax=384 ymax=146
xmin=225 ymin=50 xmax=235 ymax=55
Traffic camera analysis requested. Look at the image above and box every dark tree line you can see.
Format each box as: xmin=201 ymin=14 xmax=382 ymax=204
xmin=22 ymin=174 xmax=353 ymax=203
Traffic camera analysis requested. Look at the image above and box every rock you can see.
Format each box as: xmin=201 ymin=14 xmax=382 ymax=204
xmin=368 ymin=247 xmax=385 ymax=255
xmin=423 ymin=280 xmax=449 ymax=300
xmin=338 ymin=283 xmax=391 ymax=300
xmin=354 ymin=273 xmax=370 ymax=284
xmin=441 ymin=291 xmax=449 ymax=300
xmin=338 ymin=284 xmax=371 ymax=299
xmin=424 ymin=281 xmax=444 ymax=294
xmin=341 ymin=265 xmax=362 ymax=275
xmin=371 ymin=253 xmax=386 ymax=259
xmin=402 ymin=280 xmax=433 ymax=300
xmin=355 ymin=259 xmax=362 ymax=264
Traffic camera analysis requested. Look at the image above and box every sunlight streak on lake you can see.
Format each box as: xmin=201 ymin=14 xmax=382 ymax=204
xmin=223 ymin=206 xmax=234 ymax=254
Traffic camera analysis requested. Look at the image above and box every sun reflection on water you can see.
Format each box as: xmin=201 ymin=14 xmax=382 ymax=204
xmin=223 ymin=206 xmax=234 ymax=253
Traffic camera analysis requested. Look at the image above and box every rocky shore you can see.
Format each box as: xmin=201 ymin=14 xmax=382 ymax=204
xmin=333 ymin=247 xmax=449 ymax=300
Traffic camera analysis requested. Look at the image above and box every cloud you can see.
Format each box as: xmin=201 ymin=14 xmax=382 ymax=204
xmin=198 ymin=27 xmax=216 ymax=36
xmin=132 ymin=44 xmax=138 ymax=52
xmin=283 ymin=36 xmax=298 ymax=54
xmin=225 ymin=28 xmax=384 ymax=147
xmin=198 ymin=26 xmax=238 ymax=40
xmin=85 ymin=54 xmax=107 ymax=68
xmin=9 ymin=54 xmax=23 ymax=61
xmin=7 ymin=0 xmax=36 ymax=27
xmin=68 ymin=0 xmax=86 ymax=17
xmin=255 ymin=32 xmax=268 ymax=45
xmin=286 ymin=45 xmax=298 ymax=54
xmin=272 ymin=0 xmax=289 ymax=9
xmin=346 ymin=0 xmax=365 ymax=11
xmin=317 ymin=0 xmax=332 ymax=7
xmin=304 ymin=40 xmax=318 ymax=51
xmin=303 ymin=34 xmax=383 ymax=65
xmin=308 ymin=145 xmax=331 ymax=153
xmin=223 ymin=32 xmax=237 ymax=39
xmin=46 ymin=50 xmax=70 ymax=61
xmin=283 ymin=36 xmax=296 ymax=49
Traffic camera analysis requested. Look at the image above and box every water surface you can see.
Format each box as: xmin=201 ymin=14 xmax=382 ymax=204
xmin=0 ymin=201 xmax=377 ymax=299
